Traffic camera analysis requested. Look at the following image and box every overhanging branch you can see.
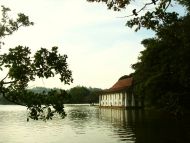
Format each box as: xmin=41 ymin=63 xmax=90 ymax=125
xmin=117 ymin=0 xmax=160 ymax=18
xmin=0 ymin=73 xmax=9 ymax=82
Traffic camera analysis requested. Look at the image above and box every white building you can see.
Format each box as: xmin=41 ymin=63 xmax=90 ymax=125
xmin=99 ymin=77 xmax=141 ymax=108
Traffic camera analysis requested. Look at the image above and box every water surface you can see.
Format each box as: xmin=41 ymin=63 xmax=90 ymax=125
xmin=0 ymin=105 xmax=189 ymax=143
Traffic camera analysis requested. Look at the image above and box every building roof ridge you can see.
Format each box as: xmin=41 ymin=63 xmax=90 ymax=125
xmin=104 ymin=77 xmax=133 ymax=93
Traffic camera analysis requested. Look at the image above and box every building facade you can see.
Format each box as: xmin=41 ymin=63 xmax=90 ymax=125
xmin=99 ymin=77 xmax=141 ymax=108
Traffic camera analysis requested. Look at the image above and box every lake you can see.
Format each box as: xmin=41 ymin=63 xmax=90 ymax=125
xmin=0 ymin=105 xmax=190 ymax=143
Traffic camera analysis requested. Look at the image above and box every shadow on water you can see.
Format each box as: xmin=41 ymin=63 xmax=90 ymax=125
xmin=98 ymin=108 xmax=190 ymax=143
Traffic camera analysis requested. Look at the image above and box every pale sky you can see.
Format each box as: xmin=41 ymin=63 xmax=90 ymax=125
xmin=0 ymin=0 xmax=155 ymax=89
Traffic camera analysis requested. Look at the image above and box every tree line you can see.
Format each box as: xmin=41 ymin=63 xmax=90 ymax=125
xmin=28 ymin=86 xmax=101 ymax=104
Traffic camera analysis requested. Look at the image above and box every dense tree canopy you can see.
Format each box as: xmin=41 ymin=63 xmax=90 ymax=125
xmin=0 ymin=6 xmax=73 ymax=120
xmin=87 ymin=0 xmax=190 ymax=115
xmin=67 ymin=86 xmax=101 ymax=104
xmin=132 ymin=14 xmax=190 ymax=115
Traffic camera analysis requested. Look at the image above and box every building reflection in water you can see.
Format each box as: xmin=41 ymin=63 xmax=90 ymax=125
xmin=98 ymin=108 xmax=190 ymax=143
xmin=99 ymin=108 xmax=143 ymax=122
xmin=98 ymin=108 xmax=142 ymax=142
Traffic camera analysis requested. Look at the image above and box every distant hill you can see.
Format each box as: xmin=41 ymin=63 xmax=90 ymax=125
xmin=28 ymin=87 xmax=52 ymax=94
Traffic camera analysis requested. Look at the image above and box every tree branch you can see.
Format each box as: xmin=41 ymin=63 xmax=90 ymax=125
xmin=0 ymin=73 xmax=9 ymax=82
xmin=164 ymin=0 xmax=171 ymax=12
xmin=2 ymin=92 xmax=25 ymax=106
xmin=117 ymin=0 xmax=160 ymax=18
xmin=2 ymin=80 xmax=18 ymax=85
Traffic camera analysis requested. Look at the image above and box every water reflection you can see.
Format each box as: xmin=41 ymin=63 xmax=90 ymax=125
xmin=133 ymin=110 xmax=190 ymax=143
xmin=65 ymin=105 xmax=98 ymax=135
xmin=99 ymin=108 xmax=190 ymax=143
xmin=99 ymin=108 xmax=140 ymax=142
xmin=0 ymin=105 xmax=190 ymax=143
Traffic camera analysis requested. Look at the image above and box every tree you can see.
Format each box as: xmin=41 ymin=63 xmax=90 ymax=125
xmin=66 ymin=86 xmax=101 ymax=103
xmin=68 ymin=86 xmax=90 ymax=103
xmin=88 ymin=87 xmax=102 ymax=103
xmin=87 ymin=0 xmax=189 ymax=31
xmin=0 ymin=6 xmax=73 ymax=120
xmin=87 ymin=0 xmax=190 ymax=115
xmin=132 ymin=15 xmax=190 ymax=115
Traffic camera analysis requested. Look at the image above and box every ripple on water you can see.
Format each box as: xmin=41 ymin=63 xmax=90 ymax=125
xmin=0 ymin=105 xmax=190 ymax=143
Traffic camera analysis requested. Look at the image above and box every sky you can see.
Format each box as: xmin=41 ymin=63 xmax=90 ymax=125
xmin=0 ymin=0 xmax=156 ymax=89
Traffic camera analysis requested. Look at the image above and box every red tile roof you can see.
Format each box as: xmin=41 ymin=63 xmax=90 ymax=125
xmin=104 ymin=77 xmax=133 ymax=93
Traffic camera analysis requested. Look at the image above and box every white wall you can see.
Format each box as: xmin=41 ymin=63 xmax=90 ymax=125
xmin=100 ymin=90 xmax=139 ymax=107
xmin=100 ymin=92 xmax=126 ymax=107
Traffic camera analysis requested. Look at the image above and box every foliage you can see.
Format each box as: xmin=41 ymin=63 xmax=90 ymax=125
xmin=6 ymin=89 xmax=68 ymax=121
xmin=0 ymin=5 xmax=34 ymax=45
xmin=87 ymin=0 xmax=190 ymax=115
xmin=67 ymin=86 xmax=101 ymax=104
xmin=27 ymin=86 xmax=101 ymax=104
xmin=0 ymin=6 xmax=73 ymax=120
xmin=68 ymin=86 xmax=90 ymax=103
xmin=87 ymin=0 xmax=189 ymax=31
xmin=87 ymin=0 xmax=131 ymax=11
xmin=132 ymin=15 xmax=190 ymax=114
